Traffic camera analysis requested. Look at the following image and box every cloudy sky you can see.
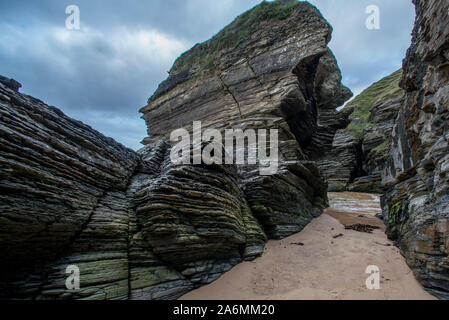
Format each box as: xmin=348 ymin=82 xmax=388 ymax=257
xmin=0 ymin=0 xmax=415 ymax=150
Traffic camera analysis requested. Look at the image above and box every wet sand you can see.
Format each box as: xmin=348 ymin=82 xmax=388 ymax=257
xmin=181 ymin=192 xmax=435 ymax=300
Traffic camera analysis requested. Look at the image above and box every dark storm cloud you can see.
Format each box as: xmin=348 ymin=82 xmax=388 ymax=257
xmin=0 ymin=0 xmax=415 ymax=150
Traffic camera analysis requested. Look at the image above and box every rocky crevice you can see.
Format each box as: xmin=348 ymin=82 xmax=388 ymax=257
xmin=317 ymin=70 xmax=404 ymax=193
xmin=1 ymin=0 xmax=352 ymax=300
xmin=380 ymin=0 xmax=449 ymax=299
xmin=1 ymin=0 xmax=448 ymax=301
xmin=0 ymin=80 xmax=269 ymax=299
xmin=217 ymin=73 xmax=243 ymax=118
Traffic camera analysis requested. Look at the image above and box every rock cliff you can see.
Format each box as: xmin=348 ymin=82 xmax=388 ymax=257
xmin=140 ymin=0 xmax=351 ymax=238
xmin=381 ymin=0 xmax=449 ymax=299
xmin=0 ymin=75 xmax=21 ymax=92
xmin=0 ymin=80 xmax=266 ymax=300
xmin=0 ymin=0 xmax=350 ymax=300
xmin=0 ymin=79 xmax=139 ymax=299
xmin=318 ymin=70 xmax=404 ymax=193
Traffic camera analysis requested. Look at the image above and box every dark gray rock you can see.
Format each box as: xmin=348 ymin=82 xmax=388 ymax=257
xmin=140 ymin=1 xmax=351 ymax=239
xmin=0 ymin=81 xmax=266 ymax=300
xmin=381 ymin=0 xmax=449 ymax=300
xmin=0 ymin=0 xmax=353 ymax=300
xmin=0 ymin=75 xmax=21 ymax=92
xmin=317 ymin=71 xmax=404 ymax=194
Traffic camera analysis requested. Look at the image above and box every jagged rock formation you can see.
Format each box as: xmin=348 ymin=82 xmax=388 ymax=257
xmin=0 ymin=78 xmax=138 ymax=299
xmin=0 ymin=0 xmax=351 ymax=300
xmin=0 ymin=75 xmax=21 ymax=92
xmin=140 ymin=0 xmax=351 ymax=238
xmin=142 ymin=2 xmax=351 ymax=154
xmin=0 ymin=81 xmax=264 ymax=300
xmin=318 ymin=70 xmax=404 ymax=193
xmin=381 ymin=0 xmax=449 ymax=299
xmin=0 ymin=77 xmax=140 ymax=292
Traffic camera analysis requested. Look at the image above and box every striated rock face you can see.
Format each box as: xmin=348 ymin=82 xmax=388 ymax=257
xmin=316 ymin=108 xmax=360 ymax=192
xmin=0 ymin=82 xmax=265 ymax=299
xmin=140 ymin=0 xmax=351 ymax=238
xmin=142 ymin=2 xmax=351 ymax=154
xmin=0 ymin=79 xmax=140 ymax=294
xmin=318 ymin=70 xmax=404 ymax=193
xmin=357 ymin=92 xmax=403 ymax=192
xmin=0 ymin=80 xmax=135 ymax=298
xmin=381 ymin=0 xmax=449 ymax=299
xmin=133 ymin=141 xmax=266 ymax=267
xmin=0 ymin=75 xmax=21 ymax=92
xmin=0 ymin=1 xmax=351 ymax=300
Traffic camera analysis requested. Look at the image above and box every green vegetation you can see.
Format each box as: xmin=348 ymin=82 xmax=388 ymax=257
xmin=171 ymin=0 xmax=300 ymax=74
xmin=345 ymin=69 xmax=403 ymax=138
xmin=388 ymin=189 xmax=406 ymax=226
xmin=389 ymin=201 xmax=402 ymax=226
xmin=373 ymin=140 xmax=390 ymax=153
xmin=347 ymin=122 xmax=368 ymax=139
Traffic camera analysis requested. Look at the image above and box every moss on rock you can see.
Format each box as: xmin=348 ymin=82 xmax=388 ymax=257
xmin=345 ymin=69 xmax=403 ymax=138
xmin=171 ymin=0 xmax=301 ymax=74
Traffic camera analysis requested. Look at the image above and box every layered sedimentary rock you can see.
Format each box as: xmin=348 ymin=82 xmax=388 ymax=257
xmin=381 ymin=0 xmax=449 ymax=299
xmin=0 ymin=1 xmax=351 ymax=300
xmin=0 ymin=79 xmax=140 ymax=298
xmin=0 ymin=81 xmax=265 ymax=299
xmin=140 ymin=0 xmax=351 ymax=238
xmin=316 ymin=108 xmax=360 ymax=192
xmin=0 ymin=75 xmax=21 ymax=92
xmin=318 ymin=70 xmax=404 ymax=193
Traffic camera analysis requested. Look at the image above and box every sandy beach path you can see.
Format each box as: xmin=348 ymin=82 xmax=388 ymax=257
xmin=180 ymin=192 xmax=435 ymax=300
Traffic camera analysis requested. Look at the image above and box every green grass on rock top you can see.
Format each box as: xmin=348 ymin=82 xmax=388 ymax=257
xmin=344 ymin=69 xmax=403 ymax=138
xmin=171 ymin=0 xmax=301 ymax=74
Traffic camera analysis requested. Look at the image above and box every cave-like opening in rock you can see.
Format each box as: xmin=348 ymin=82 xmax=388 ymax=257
xmin=278 ymin=54 xmax=323 ymax=156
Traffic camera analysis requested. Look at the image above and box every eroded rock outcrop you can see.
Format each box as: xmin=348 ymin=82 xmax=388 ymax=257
xmin=0 ymin=1 xmax=350 ymax=300
xmin=0 ymin=80 xmax=268 ymax=299
xmin=0 ymin=75 xmax=21 ymax=92
xmin=381 ymin=0 xmax=449 ymax=299
xmin=0 ymin=82 xmax=265 ymax=299
xmin=318 ymin=70 xmax=404 ymax=193
xmin=141 ymin=0 xmax=351 ymax=238
xmin=0 ymin=79 xmax=140 ymax=298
